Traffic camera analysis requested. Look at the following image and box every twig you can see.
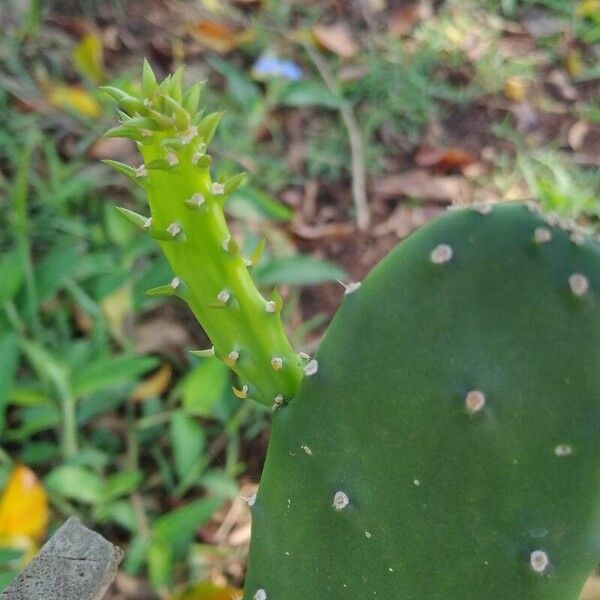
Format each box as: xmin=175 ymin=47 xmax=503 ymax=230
xmin=303 ymin=43 xmax=370 ymax=231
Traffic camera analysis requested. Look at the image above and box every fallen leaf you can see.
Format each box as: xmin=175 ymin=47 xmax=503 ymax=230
xmin=47 ymin=84 xmax=101 ymax=118
xmin=313 ymin=23 xmax=358 ymax=59
xmin=577 ymin=0 xmax=600 ymax=17
xmin=373 ymin=169 xmax=472 ymax=204
xmin=188 ymin=20 xmax=255 ymax=53
xmin=174 ymin=582 xmax=242 ymax=600
xmin=101 ymin=284 xmax=133 ymax=344
xmin=414 ymin=145 xmax=477 ymax=174
xmin=547 ymin=69 xmax=578 ymax=101
xmin=389 ymin=2 xmax=431 ymax=37
xmin=130 ymin=363 xmax=173 ymax=402
xmin=88 ymin=136 xmax=137 ymax=162
xmin=504 ymin=77 xmax=529 ymax=102
xmin=72 ymin=33 xmax=105 ymax=84
xmin=568 ymin=120 xmax=590 ymax=151
xmin=134 ymin=317 xmax=193 ymax=356
xmin=0 ymin=465 xmax=49 ymax=542
xmin=566 ymin=48 xmax=584 ymax=77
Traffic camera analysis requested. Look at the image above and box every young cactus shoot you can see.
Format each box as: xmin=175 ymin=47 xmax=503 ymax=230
xmin=102 ymin=62 xmax=304 ymax=408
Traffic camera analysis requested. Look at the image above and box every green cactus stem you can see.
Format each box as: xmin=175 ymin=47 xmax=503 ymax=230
xmin=244 ymin=202 xmax=600 ymax=599
xmin=102 ymin=62 xmax=304 ymax=407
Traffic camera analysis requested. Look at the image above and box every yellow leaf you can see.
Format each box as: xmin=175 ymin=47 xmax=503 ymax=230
xmin=101 ymin=283 xmax=133 ymax=344
xmin=174 ymin=582 xmax=243 ymax=600
xmin=504 ymin=77 xmax=529 ymax=102
xmin=0 ymin=465 xmax=49 ymax=542
xmin=188 ymin=20 xmax=255 ymax=53
xmin=566 ymin=49 xmax=584 ymax=77
xmin=73 ymin=33 xmax=105 ymax=84
xmin=130 ymin=363 xmax=173 ymax=402
xmin=48 ymin=84 xmax=102 ymax=118
xmin=577 ymin=0 xmax=600 ymax=16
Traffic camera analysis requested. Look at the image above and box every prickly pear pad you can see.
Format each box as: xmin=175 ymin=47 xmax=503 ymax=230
xmin=245 ymin=203 xmax=600 ymax=599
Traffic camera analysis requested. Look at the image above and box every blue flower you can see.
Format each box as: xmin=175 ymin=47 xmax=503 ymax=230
xmin=252 ymin=54 xmax=303 ymax=81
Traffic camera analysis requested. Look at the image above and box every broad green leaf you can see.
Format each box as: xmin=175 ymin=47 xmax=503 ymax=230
xmin=101 ymin=470 xmax=144 ymax=502
xmin=94 ymin=500 xmax=137 ymax=532
xmin=152 ymin=497 xmax=223 ymax=556
xmin=44 ymin=465 xmax=104 ymax=505
xmin=148 ymin=542 xmax=173 ymax=590
xmin=276 ymin=80 xmax=343 ymax=109
xmin=181 ymin=360 xmax=231 ymax=420
xmin=170 ymin=410 xmax=205 ymax=482
xmin=20 ymin=340 xmax=69 ymax=395
xmin=33 ymin=245 xmax=78 ymax=303
xmin=5 ymin=405 xmax=60 ymax=441
xmin=227 ymin=187 xmax=293 ymax=222
xmin=254 ymin=255 xmax=346 ymax=286
xmin=72 ymin=354 xmax=158 ymax=397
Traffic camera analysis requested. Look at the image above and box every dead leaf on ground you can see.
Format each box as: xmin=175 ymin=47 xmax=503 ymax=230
xmin=47 ymin=84 xmax=102 ymax=118
xmin=188 ymin=20 xmax=255 ymax=53
xmin=388 ymin=2 xmax=431 ymax=37
xmin=291 ymin=220 xmax=355 ymax=240
xmin=373 ymin=205 xmax=442 ymax=238
xmin=130 ymin=363 xmax=173 ymax=402
xmin=101 ymin=283 xmax=133 ymax=344
xmin=547 ymin=69 xmax=578 ymax=102
xmin=414 ymin=145 xmax=478 ymax=174
xmin=88 ymin=136 xmax=137 ymax=162
xmin=173 ymin=582 xmax=243 ymax=600
xmin=568 ymin=120 xmax=590 ymax=151
xmin=313 ymin=23 xmax=358 ymax=58
xmin=504 ymin=77 xmax=530 ymax=102
xmin=72 ymin=32 xmax=105 ymax=84
xmin=134 ymin=317 xmax=194 ymax=356
xmin=373 ymin=169 xmax=472 ymax=204
xmin=0 ymin=465 xmax=49 ymax=542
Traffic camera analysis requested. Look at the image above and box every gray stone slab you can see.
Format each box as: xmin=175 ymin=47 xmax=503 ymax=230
xmin=1 ymin=517 xmax=123 ymax=600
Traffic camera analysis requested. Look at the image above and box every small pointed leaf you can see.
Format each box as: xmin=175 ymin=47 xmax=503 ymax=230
xmin=197 ymin=112 xmax=223 ymax=144
xmin=115 ymin=206 xmax=150 ymax=230
xmin=142 ymin=58 xmax=158 ymax=96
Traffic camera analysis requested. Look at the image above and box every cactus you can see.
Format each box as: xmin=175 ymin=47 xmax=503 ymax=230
xmin=244 ymin=202 xmax=600 ymax=599
xmin=105 ymin=66 xmax=600 ymax=598
xmin=102 ymin=62 xmax=304 ymax=408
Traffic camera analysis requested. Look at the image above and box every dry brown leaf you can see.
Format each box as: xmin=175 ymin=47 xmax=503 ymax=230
xmin=568 ymin=120 xmax=590 ymax=151
xmin=188 ymin=20 xmax=255 ymax=53
xmin=373 ymin=169 xmax=472 ymax=204
xmin=388 ymin=2 xmax=431 ymax=37
xmin=130 ymin=363 xmax=173 ymax=402
xmin=134 ymin=317 xmax=193 ymax=356
xmin=414 ymin=145 xmax=478 ymax=174
xmin=547 ymin=69 xmax=578 ymax=101
xmin=88 ymin=136 xmax=137 ymax=162
xmin=313 ymin=23 xmax=358 ymax=59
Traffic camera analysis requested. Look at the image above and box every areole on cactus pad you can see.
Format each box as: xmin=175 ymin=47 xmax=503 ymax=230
xmin=104 ymin=64 xmax=600 ymax=599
